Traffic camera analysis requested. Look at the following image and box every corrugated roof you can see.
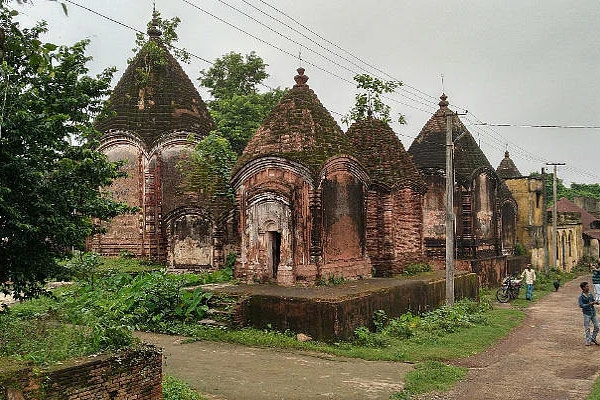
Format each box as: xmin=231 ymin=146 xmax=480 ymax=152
xmin=496 ymin=151 xmax=522 ymax=179
xmin=346 ymin=117 xmax=425 ymax=191
xmin=234 ymin=68 xmax=351 ymax=175
xmin=97 ymin=19 xmax=214 ymax=147
xmin=407 ymin=94 xmax=494 ymax=187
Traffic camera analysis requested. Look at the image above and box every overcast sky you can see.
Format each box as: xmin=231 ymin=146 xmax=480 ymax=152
xmin=13 ymin=0 xmax=600 ymax=186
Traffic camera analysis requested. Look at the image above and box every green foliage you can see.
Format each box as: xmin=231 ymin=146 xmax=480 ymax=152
xmin=163 ymin=375 xmax=206 ymax=400
xmin=0 ymin=311 xmax=129 ymax=365
xmin=62 ymin=251 xmax=101 ymax=286
xmin=199 ymin=51 xmax=268 ymax=100
xmin=131 ymin=10 xmax=188 ymax=63
xmin=391 ymin=361 xmax=467 ymax=399
xmin=0 ymin=8 xmax=133 ymax=300
xmin=316 ymin=274 xmax=346 ymax=286
xmin=342 ymin=74 xmax=405 ymax=126
xmin=179 ymin=133 xmax=237 ymax=213
xmin=207 ymin=89 xmax=285 ymax=155
xmin=60 ymin=272 xmax=216 ymax=330
xmin=354 ymin=299 xmax=492 ymax=348
xmin=568 ymin=183 xmax=600 ymax=199
xmin=198 ymin=51 xmax=285 ymax=155
xmin=514 ymin=242 xmax=527 ymax=256
xmin=96 ymin=255 xmax=164 ymax=274
xmin=402 ymin=263 xmax=433 ymax=276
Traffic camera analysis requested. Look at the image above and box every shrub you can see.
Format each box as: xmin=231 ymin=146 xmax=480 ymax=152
xmin=163 ymin=375 xmax=204 ymax=400
xmin=403 ymin=263 xmax=433 ymax=276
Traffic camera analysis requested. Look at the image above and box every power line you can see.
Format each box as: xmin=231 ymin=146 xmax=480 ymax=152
xmin=253 ymin=0 xmax=442 ymax=107
xmin=476 ymin=123 xmax=600 ymax=129
xmin=48 ymin=1 xmax=600 ymax=181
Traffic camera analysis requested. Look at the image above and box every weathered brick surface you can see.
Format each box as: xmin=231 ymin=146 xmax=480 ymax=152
xmin=88 ymin=23 xmax=235 ymax=270
xmin=231 ymin=272 xmax=479 ymax=340
xmin=408 ymin=95 xmax=518 ymax=261
xmin=1 ymin=347 xmax=162 ymax=400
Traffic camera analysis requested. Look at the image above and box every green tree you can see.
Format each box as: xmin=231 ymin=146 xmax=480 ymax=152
xmin=529 ymin=171 xmax=568 ymax=207
xmin=0 ymin=7 xmax=132 ymax=300
xmin=342 ymin=73 xmax=405 ymax=126
xmin=198 ymin=51 xmax=284 ymax=155
xmin=199 ymin=51 xmax=268 ymax=100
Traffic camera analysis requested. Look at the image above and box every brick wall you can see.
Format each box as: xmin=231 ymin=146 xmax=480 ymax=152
xmin=235 ymin=272 xmax=478 ymax=340
xmin=1 ymin=346 xmax=162 ymax=400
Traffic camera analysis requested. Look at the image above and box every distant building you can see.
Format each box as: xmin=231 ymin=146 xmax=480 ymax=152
xmin=496 ymin=151 xmax=546 ymax=268
xmin=550 ymin=198 xmax=598 ymax=267
xmin=88 ymin=13 xmax=235 ymax=270
xmin=408 ymin=94 xmax=517 ymax=261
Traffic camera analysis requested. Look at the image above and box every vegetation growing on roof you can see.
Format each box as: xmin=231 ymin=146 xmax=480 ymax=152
xmin=342 ymin=74 xmax=405 ymax=126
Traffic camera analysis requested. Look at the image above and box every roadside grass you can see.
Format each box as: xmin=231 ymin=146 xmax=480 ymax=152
xmin=163 ymin=374 xmax=207 ymax=400
xmin=390 ymin=361 xmax=468 ymax=399
xmin=167 ymin=306 xmax=524 ymax=363
xmin=587 ymin=378 xmax=600 ymax=400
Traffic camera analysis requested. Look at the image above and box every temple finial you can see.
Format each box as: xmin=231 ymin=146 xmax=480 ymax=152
xmin=147 ymin=6 xmax=162 ymax=39
xmin=294 ymin=67 xmax=309 ymax=86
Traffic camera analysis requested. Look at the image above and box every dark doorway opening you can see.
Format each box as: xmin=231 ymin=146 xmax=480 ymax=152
xmin=268 ymin=231 xmax=281 ymax=278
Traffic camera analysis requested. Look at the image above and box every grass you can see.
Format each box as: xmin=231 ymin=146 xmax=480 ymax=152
xmin=97 ymin=256 xmax=164 ymax=274
xmin=0 ymin=312 xmax=108 ymax=366
xmin=163 ymin=374 xmax=207 ymax=400
xmin=163 ymin=306 xmax=524 ymax=363
xmin=390 ymin=361 xmax=468 ymax=399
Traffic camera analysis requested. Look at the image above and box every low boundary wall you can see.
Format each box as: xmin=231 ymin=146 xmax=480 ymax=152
xmin=0 ymin=346 xmax=162 ymax=400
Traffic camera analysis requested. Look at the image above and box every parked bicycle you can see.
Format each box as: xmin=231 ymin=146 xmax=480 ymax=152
xmin=496 ymin=275 xmax=522 ymax=303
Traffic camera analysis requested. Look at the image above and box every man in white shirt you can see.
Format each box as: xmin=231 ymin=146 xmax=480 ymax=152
xmin=521 ymin=264 xmax=536 ymax=301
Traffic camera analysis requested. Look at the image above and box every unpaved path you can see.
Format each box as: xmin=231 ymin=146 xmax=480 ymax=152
xmin=136 ymin=332 xmax=411 ymax=400
xmin=138 ymin=276 xmax=600 ymax=400
xmin=438 ymin=275 xmax=600 ymax=400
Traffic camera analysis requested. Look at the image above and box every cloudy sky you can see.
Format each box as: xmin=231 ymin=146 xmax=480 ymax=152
xmin=13 ymin=0 xmax=600 ymax=185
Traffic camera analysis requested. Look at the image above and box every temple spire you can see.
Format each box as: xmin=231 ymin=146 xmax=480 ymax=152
xmin=147 ymin=6 xmax=162 ymax=40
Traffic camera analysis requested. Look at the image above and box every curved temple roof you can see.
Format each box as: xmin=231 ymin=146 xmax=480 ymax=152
xmin=234 ymin=67 xmax=352 ymax=175
xmin=97 ymin=11 xmax=214 ymax=148
xmin=408 ymin=94 xmax=494 ymax=187
xmin=346 ymin=117 xmax=425 ymax=191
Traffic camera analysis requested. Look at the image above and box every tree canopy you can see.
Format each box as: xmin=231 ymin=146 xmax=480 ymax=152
xmin=0 ymin=7 xmax=132 ymax=300
xmin=199 ymin=51 xmax=269 ymax=100
xmin=198 ymin=51 xmax=284 ymax=155
xmin=342 ymin=74 xmax=405 ymax=126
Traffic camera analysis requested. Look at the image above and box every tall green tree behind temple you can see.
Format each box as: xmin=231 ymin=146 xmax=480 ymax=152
xmin=198 ymin=51 xmax=285 ymax=155
xmin=529 ymin=172 xmax=600 ymax=207
xmin=0 ymin=7 xmax=132 ymax=300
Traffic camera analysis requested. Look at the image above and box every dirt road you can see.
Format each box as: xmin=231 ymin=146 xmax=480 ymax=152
xmin=440 ymin=276 xmax=600 ymax=400
xmin=138 ymin=276 xmax=600 ymax=400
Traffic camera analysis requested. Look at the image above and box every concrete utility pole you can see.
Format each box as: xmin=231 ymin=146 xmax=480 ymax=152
xmin=446 ymin=113 xmax=455 ymax=305
xmin=541 ymin=167 xmax=549 ymax=274
xmin=546 ymin=162 xmax=565 ymax=269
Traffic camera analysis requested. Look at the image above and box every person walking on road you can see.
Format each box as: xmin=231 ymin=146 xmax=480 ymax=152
xmin=579 ymin=281 xmax=600 ymax=346
xmin=592 ymin=262 xmax=600 ymax=301
xmin=521 ymin=264 xmax=536 ymax=301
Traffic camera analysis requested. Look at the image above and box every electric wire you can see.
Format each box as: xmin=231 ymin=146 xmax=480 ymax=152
xmin=48 ymin=1 xmax=600 ymax=181
xmin=237 ymin=0 xmax=439 ymax=111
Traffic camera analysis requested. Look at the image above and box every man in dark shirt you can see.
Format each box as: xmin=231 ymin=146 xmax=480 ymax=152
xmin=579 ymin=281 xmax=599 ymax=346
